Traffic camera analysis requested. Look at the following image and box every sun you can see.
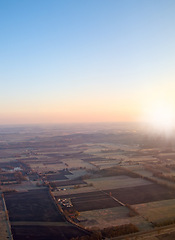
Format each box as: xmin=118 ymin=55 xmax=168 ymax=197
xmin=143 ymin=101 xmax=175 ymax=135
xmin=150 ymin=105 xmax=174 ymax=130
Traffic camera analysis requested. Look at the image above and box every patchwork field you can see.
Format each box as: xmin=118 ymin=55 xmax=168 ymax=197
xmin=78 ymin=206 xmax=152 ymax=230
xmin=129 ymin=156 xmax=158 ymax=162
xmin=11 ymin=225 xmax=86 ymax=240
xmin=133 ymin=199 xmax=175 ymax=223
xmin=105 ymin=184 xmax=175 ymax=205
xmin=29 ymin=162 xmax=66 ymax=173
xmin=57 ymin=191 xmax=120 ymax=211
xmin=46 ymin=173 xmax=68 ymax=181
xmin=4 ymin=188 xmax=88 ymax=240
xmin=86 ymin=175 xmax=152 ymax=190
xmin=124 ymin=165 xmax=153 ymax=177
xmin=65 ymin=169 xmax=87 ymax=180
xmin=90 ymin=160 xmax=121 ymax=169
xmin=1 ymin=125 xmax=175 ymax=239
xmin=78 ymin=206 xmax=130 ymax=228
xmin=29 ymin=157 xmax=96 ymax=173
xmin=5 ymin=189 xmax=64 ymax=222
xmin=53 ymin=179 xmax=86 ymax=187
xmin=62 ymin=158 xmax=96 ymax=170
xmin=53 ymin=185 xmax=96 ymax=196
xmin=1 ymin=181 xmax=44 ymax=192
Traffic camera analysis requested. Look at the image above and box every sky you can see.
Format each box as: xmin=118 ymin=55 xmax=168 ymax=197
xmin=1 ymin=0 xmax=175 ymax=125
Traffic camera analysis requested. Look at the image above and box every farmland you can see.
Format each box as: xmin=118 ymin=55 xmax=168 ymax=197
xmin=4 ymin=188 xmax=88 ymax=240
xmin=133 ymin=199 xmax=175 ymax=224
xmin=78 ymin=206 xmax=152 ymax=230
xmin=11 ymin=225 xmax=86 ymax=240
xmin=1 ymin=123 xmax=175 ymax=239
xmin=104 ymin=184 xmax=175 ymax=205
xmin=57 ymin=191 xmax=121 ymax=211
xmin=4 ymin=189 xmax=64 ymax=222
xmin=85 ymin=175 xmax=152 ymax=190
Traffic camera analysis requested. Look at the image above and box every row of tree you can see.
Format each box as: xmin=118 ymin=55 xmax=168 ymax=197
xmin=153 ymin=218 xmax=175 ymax=227
xmin=71 ymin=223 xmax=139 ymax=240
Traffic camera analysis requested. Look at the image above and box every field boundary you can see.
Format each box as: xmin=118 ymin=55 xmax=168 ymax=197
xmin=49 ymin=186 xmax=92 ymax=236
xmin=1 ymin=193 xmax=13 ymax=240
xmin=110 ymin=223 xmax=175 ymax=239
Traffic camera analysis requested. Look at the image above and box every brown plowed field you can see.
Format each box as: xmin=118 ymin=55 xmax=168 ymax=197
xmin=11 ymin=225 xmax=87 ymax=240
xmin=58 ymin=191 xmax=121 ymax=211
xmin=5 ymin=189 xmax=64 ymax=222
xmin=46 ymin=173 xmax=68 ymax=181
xmin=54 ymin=179 xmax=86 ymax=186
xmin=105 ymin=184 xmax=175 ymax=205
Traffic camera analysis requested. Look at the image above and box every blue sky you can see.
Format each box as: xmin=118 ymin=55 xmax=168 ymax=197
xmin=1 ymin=0 xmax=175 ymax=124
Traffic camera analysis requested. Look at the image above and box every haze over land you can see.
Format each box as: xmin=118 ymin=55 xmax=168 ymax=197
xmin=1 ymin=2 xmax=175 ymax=239
xmin=1 ymin=0 xmax=175 ymax=125
xmin=1 ymin=123 xmax=175 ymax=240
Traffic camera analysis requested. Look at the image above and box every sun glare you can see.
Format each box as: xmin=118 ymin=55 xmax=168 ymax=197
xmin=143 ymin=102 xmax=175 ymax=135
